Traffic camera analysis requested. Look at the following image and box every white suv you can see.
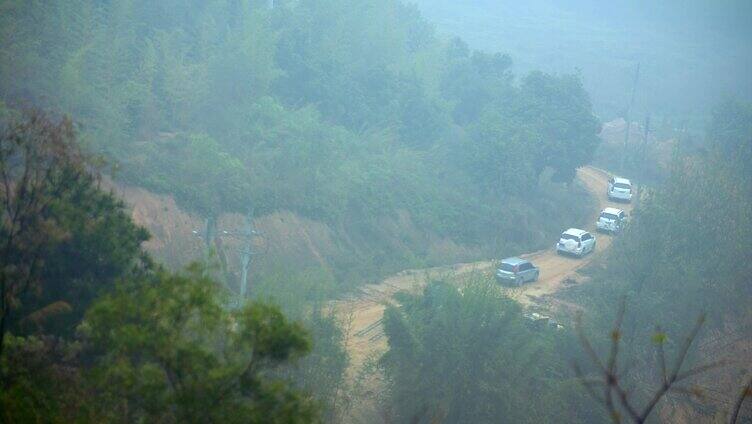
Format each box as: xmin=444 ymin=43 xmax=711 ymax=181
xmin=607 ymin=177 xmax=633 ymax=202
xmin=596 ymin=207 xmax=627 ymax=233
xmin=556 ymin=228 xmax=596 ymax=257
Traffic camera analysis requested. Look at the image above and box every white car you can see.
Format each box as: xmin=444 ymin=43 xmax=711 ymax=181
xmin=607 ymin=177 xmax=633 ymax=202
xmin=556 ymin=228 xmax=596 ymax=257
xmin=596 ymin=207 xmax=627 ymax=233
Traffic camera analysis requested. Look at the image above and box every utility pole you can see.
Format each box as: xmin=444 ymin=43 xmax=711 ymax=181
xmin=215 ymin=210 xmax=263 ymax=305
xmin=192 ymin=211 xmax=262 ymax=306
xmin=621 ymin=62 xmax=640 ymax=173
xmin=639 ymin=114 xmax=651 ymax=175
xmin=238 ymin=210 xmax=256 ymax=300
xmin=193 ymin=215 xmax=217 ymax=258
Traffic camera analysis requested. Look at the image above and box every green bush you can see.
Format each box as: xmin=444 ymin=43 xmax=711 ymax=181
xmin=381 ymin=277 xmax=602 ymax=423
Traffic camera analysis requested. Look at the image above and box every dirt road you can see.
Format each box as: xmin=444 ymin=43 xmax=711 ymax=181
xmin=506 ymin=166 xmax=633 ymax=305
xmin=333 ymin=166 xmax=632 ymax=417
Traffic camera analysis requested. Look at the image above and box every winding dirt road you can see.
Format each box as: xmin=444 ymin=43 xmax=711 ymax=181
xmin=333 ymin=166 xmax=632 ymax=417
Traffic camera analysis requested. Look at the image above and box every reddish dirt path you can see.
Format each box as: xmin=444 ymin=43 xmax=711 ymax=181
xmin=332 ymin=166 xmax=633 ymax=419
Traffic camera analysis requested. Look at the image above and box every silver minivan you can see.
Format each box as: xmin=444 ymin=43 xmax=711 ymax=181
xmin=495 ymin=257 xmax=539 ymax=286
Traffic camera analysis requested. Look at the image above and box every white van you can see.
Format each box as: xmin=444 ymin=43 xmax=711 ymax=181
xmin=607 ymin=177 xmax=633 ymax=202
xmin=556 ymin=228 xmax=596 ymax=258
xmin=596 ymin=207 xmax=627 ymax=233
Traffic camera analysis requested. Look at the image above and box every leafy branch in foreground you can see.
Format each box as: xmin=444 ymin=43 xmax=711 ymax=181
xmin=573 ymin=299 xmax=728 ymax=423
xmin=81 ymin=264 xmax=320 ymax=423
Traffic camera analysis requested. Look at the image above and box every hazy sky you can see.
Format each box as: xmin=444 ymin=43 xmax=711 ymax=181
xmin=413 ymin=0 xmax=752 ymax=128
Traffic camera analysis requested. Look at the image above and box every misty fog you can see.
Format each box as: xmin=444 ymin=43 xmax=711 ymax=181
xmin=0 ymin=1 xmax=750 ymax=423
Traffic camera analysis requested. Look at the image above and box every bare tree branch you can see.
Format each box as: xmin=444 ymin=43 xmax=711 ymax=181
xmin=639 ymin=315 xmax=706 ymax=421
xmin=574 ymin=302 xmax=719 ymax=424
xmin=730 ymin=375 xmax=752 ymax=424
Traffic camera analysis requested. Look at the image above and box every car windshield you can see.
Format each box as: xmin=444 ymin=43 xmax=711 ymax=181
xmin=614 ymin=182 xmax=631 ymax=189
xmin=499 ymin=263 xmax=516 ymax=272
xmin=600 ymin=212 xmax=619 ymax=220
xmin=560 ymin=234 xmax=579 ymax=241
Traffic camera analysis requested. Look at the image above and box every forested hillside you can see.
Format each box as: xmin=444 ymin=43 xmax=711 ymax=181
xmin=372 ymin=100 xmax=752 ymax=422
xmin=2 ymin=1 xmax=751 ymax=423
xmin=0 ymin=0 xmax=600 ymax=283
xmin=0 ymin=111 xmax=338 ymax=422
xmin=562 ymin=100 xmax=752 ymax=421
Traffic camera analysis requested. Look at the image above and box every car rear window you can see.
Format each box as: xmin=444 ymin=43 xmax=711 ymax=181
xmin=600 ymin=212 xmax=619 ymax=220
xmin=560 ymin=234 xmax=579 ymax=241
xmin=614 ymin=182 xmax=631 ymax=189
xmin=500 ymin=263 xmax=515 ymax=272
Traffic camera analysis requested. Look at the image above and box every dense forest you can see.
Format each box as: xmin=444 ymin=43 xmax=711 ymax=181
xmin=0 ymin=0 xmax=600 ymax=283
xmin=1 ymin=0 xmax=750 ymax=423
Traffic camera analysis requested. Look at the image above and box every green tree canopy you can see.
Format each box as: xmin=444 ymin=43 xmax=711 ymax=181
xmin=381 ymin=279 xmax=600 ymax=423
xmin=81 ymin=264 xmax=320 ymax=423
